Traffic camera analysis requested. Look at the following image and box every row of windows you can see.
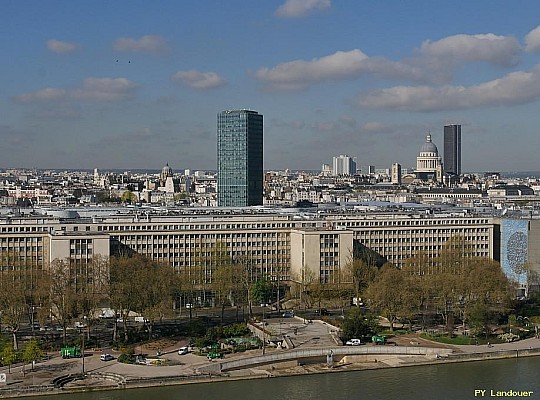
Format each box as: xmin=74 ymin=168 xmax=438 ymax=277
xmin=363 ymin=236 xmax=489 ymax=243
xmin=337 ymin=219 xmax=490 ymax=227
xmin=0 ymin=237 xmax=42 ymax=243
xmin=98 ymin=223 xmax=294 ymax=231
xmin=0 ymin=226 xmax=49 ymax=233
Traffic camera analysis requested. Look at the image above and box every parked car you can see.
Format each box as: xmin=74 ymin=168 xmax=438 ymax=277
xmin=100 ymin=354 xmax=114 ymax=361
xmin=315 ymin=308 xmax=330 ymax=316
xmin=345 ymin=338 xmax=362 ymax=346
xmin=178 ymin=346 xmax=189 ymax=355
xmin=282 ymin=311 xmax=294 ymax=318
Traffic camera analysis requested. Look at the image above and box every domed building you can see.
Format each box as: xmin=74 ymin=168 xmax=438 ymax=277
xmin=415 ymin=134 xmax=443 ymax=182
xmin=160 ymin=163 xmax=173 ymax=184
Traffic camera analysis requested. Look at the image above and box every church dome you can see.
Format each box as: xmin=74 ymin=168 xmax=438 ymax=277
xmin=161 ymin=163 xmax=173 ymax=177
xmin=419 ymin=134 xmax=438 ymax=155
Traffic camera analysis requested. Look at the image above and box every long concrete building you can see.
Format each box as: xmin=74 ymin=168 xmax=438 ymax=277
xmin=0 ymin=205 xmax=537 ymax=299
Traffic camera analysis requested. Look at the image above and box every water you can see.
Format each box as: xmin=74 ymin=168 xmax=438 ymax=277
xmin=36 ymin=357 xmax=540 ymax=400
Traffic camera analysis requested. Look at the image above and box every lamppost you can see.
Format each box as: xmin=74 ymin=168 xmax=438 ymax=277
xmin=262 ymin=305 xmax=266 ymax=355
xmin=80 ymin=316 xmax=87 ymax=375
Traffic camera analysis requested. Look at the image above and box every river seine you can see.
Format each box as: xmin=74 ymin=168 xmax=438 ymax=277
xmin=38 ymin=357 xmax=540 ymax=400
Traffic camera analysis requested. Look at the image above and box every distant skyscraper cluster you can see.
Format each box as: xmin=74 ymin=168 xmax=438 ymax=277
xmin=444 ymin=124 xmax=462 ymax=176
xmin=217 ymin=109 xmax=263 ymax=207
xmin=332 ymin=155 xmax=357 ymax=176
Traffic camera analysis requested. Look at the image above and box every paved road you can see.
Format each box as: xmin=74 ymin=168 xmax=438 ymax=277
xmin=3 ymin=324 xmax=540 ymax=391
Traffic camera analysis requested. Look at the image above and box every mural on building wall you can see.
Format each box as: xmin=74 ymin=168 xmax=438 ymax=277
xmin=501 ymin=219 xmax=528 ymax=285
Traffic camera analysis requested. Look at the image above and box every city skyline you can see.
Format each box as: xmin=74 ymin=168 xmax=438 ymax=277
xmin=3 ymin=1 xmax=540 ymax=172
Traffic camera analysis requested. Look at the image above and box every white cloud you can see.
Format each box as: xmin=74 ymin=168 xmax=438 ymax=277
xmin=13 ymin=78 xmax=138 ymax=103
xmin=47 ymin=39 xmax=79 ymax=54
xmin=74 ymin=78 xmax=138 ymax=101
xmin=254 ymin=49 xmax=368 ymax=90
xmin=420 ymin=33 xmax=520 ymax=66
xmin=276 ymin=0 xmax=330 ymax=18
xmin=113 ymin=35 xmax=170 ymax=54
xmin=171 ymin=70 xmax=226 ymax=90
xmin=254 ymin=49 xmax=429 ymax=90
xmin=359 ymin=65 xmax=540 ymax=112
xmin=254 ymin=32 xmax=522 ymax=90
xmin=525 ymin=25 xmax=540 ymax=53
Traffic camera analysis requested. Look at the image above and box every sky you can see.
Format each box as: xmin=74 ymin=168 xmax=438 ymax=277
xmin=3 ymin=0 xmax=540 ymax=173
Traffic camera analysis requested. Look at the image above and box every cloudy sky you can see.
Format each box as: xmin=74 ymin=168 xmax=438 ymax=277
xmin=3 ymin=0 xmax=540 ymax=172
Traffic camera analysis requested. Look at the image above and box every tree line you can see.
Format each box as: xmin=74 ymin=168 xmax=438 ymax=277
xmin=0 ymin=244 xmax=276 ymax=350
xmin=294 ymin=237 xmax=516 ymax=337
xmin=0 ymin=237 xmax=518 ymax=352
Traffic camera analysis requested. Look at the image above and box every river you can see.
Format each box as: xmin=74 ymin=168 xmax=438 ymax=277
xmin=37 ymin=357 xmax=540 ymax=400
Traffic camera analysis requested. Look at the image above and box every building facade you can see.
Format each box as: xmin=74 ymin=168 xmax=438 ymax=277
xmin=0 ymin=207 xmax=506 ymax=291
xmin=332 ymin=155 xmax=357 ymax=176
xmin=444 ymin=124 xmax=462 ymax=176
xmin=217 ymin=109 xmax=263 ymax=207
xmin=391 ymin=163 xmax=402 ymax=184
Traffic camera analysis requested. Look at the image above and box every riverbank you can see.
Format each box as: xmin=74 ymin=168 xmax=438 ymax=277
xmin=2 ymin=335 xmax=540 ymax=398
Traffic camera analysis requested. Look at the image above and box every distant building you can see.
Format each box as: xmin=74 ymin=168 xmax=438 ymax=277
xmin=444 ymin=124 xmax=462 ymax=176
xmin=416 ymin=134 xmax=443 ymax=182
xmin=217 ymin=109 xmax=263 ymax=207
xmin=391 ymin=163 xmax=402 ymax=184
xmin=332 ymin=155 xmax=356 ymax=176
xmin=321 ymin=164 xmax=332 ymax=176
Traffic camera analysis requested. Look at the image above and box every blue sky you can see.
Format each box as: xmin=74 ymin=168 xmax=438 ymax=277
xmin=3 ymin=0 xmax=540 ymax=173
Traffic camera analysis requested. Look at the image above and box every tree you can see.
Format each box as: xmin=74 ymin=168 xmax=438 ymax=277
xmin=48 ymin=259 xmax=80 ymax=344
xmin=110 ymin=254 xmax=177 ymax=342
xmin=213 ymin=263 xmax=236 ymax=325
xmin=121 ymin=190 xmax=137 ymax=204
xmin=365 ymin=264 xmax=406 ymax=331
xmin=22 ymin=339 xmax=43 ymax=371
xmin=1 ymin=343 xmax=16 ymax=373
xmin=252 ymin=277 xmax=272 ymax=305
xmin=76 ymin=254 xmax=110 ymax=341
xmin=139 ymin=261 xmax=177 ymax=340
xmin=178 ymin=266 xmax=199 ymax=320
xmin=0 ymin=251 xmax=46 ymax=349
xmin=110 ymin=254 xmax=145 ymax=343
xmin=233 ymin=256 xmax=258 ymax=319
xmin=0 ymin=270 xmax=27 ymax=350
xmin=341 ymin=307 xmax=379 ymax=340
xmin=346 ymin=257 xmax=377 ymax=302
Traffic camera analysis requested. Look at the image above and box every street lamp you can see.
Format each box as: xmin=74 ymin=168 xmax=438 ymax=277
xmin=80 ymin=316 xmax=87 ymax=375
xmin=262 ymin=305 xmax=266 ymax=355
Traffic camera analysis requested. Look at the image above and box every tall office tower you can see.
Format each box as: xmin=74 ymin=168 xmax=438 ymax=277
xmin=332 ymin=155 xmax=357 ymax=176
xmin=444 ymin=124 xmax=461 ymax=175
xmin=391 ymin=163 xmax=402 ymax=184
xmin=217 ymin=109 xmax=263 ymax=207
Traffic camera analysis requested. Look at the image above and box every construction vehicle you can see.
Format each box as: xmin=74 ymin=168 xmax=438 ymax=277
xmin=60 ymin=346 xmax=82 ymax=358
xmin=371 ymin=335 xmax=386 ymax=345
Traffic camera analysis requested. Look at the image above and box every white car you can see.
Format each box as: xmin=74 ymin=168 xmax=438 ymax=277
xmin=178 ymin=346 xmax=189 ymax=355
xmin=100 ymin=354 xmax=114 ymax=361
xmin=345 ymin=338 xmax=362 ymax=346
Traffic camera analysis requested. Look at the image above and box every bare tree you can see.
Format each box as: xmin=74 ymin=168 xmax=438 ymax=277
xmin=48 ymin=259 xmax=80 ymax=344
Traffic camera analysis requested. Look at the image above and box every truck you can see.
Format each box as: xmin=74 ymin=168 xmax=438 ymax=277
xmin=371 ymin=335 xmax=386 ymax=345
xmin=60 ymin=346 xmax=82 ymax=358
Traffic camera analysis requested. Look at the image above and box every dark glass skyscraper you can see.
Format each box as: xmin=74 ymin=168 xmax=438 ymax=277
xmin=217 ymin=109 xmax=263 ymax=207
xmin=444 ymin=124 xmax=461 ymax=176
